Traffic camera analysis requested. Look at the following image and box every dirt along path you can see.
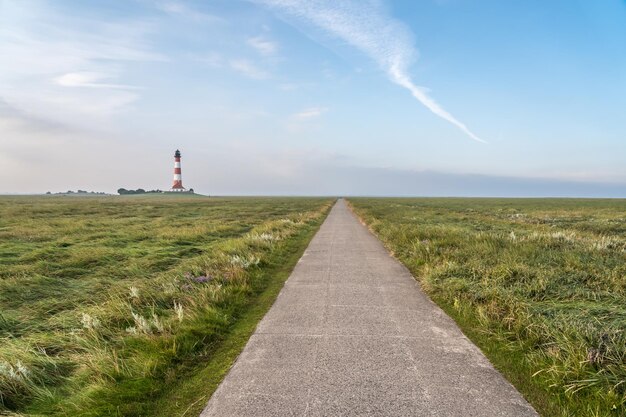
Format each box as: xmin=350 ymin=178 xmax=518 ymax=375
xmin=200 ymin=199 xmax=538 ymax=417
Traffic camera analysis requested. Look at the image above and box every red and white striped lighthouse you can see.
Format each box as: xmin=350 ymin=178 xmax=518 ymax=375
xmin=170 ymin=149 xmax=186 ymax=192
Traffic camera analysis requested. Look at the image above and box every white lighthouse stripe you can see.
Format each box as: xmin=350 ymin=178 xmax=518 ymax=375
xmin=174 ymin=162 xmax=181 ymax=168
xmin=173 ymin=174 xmax=182 ymax=180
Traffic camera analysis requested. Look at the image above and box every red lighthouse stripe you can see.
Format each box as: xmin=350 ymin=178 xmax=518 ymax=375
xmin=174 ymin=168 xmax=181 ymax=174
xmin=175 ymin=157 xmax=181 ymax=162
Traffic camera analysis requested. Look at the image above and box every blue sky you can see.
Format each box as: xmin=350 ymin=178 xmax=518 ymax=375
xmin=0 ymin=0 xmax=625 ymax=196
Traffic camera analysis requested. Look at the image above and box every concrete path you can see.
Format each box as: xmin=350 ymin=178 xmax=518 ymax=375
xmin=201 ymin=199 xmax=538 ymax=417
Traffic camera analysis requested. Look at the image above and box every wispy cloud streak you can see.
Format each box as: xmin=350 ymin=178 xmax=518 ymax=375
xmin=256 ymin=0 xmax=485 ymax=143
xmin=55 ymin=72 xmax=140 ymax=90
xmin=229 ymin=59 xmax=270 ymax=79
xmin=154 ymin=1 xmax=222 ymax=22
xmin=248 ymin=36 xmax=278 ymax=56
xmin=293 ymin=106 xmax=328 ymax=120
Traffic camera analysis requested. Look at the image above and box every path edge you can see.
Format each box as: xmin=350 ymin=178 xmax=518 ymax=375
xmin=345 ymin=198 xmax=555 ymax=416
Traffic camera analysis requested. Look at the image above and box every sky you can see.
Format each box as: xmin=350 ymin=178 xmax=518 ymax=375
xmin=0 ymin=0 xmax=625 ymax=196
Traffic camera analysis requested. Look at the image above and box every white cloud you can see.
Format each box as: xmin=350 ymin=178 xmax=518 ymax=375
xmin=0 ymin=1 xmax=163 ymax=124
xmin=196 ymin=52 xmax=271 ymax=81
xmin=194 ymin=52 xmax=225 ymax=68
xmin=154 ymin=1 xmax=222 ymax=22
xmin=293 ymin=106 xmax=328 ymax=120
xmin=54 ymin=72 xmax=139 ymax=90
xmin=255 ymin=0 xmax=485 ymax=143
xmin=287 ymin=106 xmax=328 ymax=132
xmin=229 ymin=59 xmax=270 ymax=79
xmin=247 ymin=36 xmax=278 ymax=56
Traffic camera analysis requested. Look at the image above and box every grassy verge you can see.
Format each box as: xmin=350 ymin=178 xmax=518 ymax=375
xmin=433 ymin=298 xmax=571 ymax=416
xmin=348 ymin=198 xmax=625 ymax=417
xmin=0 ymin=196 xmax=332 ymax=416
xmin=149 ymin=213 xmax=327 ymax=417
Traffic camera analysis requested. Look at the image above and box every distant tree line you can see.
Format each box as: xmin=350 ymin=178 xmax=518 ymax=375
xmin=46 ymin=190 xmax=107 ymax=195
xmin=117 ymin=188 xmax=163 ymax=195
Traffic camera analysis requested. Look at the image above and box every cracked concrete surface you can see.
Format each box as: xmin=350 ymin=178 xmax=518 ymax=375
xmin=200 ymin=199 xmax=538 ymax=417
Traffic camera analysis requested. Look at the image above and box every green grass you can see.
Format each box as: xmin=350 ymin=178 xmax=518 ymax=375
xmin=148 ymin=216 xmax=324 ymax=417
xmin=348 ymin=198 xmax=626 ymax=417
xmin=0 ymin=195 xmax=332 ymax=415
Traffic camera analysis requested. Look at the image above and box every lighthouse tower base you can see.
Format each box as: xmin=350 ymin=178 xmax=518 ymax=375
xmin=166 ymin=188 xmax=194 ymax=194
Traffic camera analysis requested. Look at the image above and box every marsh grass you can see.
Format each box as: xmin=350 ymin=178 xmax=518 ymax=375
xmin=349 ymin=198 xmax=625 ymax=417
xmin=0 ymin=195 xmax=331 ymax=415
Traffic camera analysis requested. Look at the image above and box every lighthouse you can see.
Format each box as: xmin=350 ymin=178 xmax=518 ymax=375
xmin=170 ymin=149 xmax=186 ymax=192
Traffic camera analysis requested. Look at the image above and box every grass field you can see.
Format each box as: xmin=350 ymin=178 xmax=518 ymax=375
xmin=0 ymin=195 xmax=332 ymax=416
xmin=348 ymin=198 xmax=626 ymax=417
